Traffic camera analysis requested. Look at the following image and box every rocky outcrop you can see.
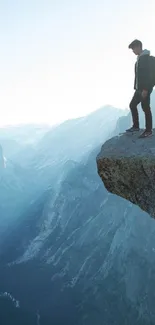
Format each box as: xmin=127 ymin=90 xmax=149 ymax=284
xmin=0 ymin=145 xmax=6 ymax=170
xmin=97 ymin=131 xmax=155 ymax=217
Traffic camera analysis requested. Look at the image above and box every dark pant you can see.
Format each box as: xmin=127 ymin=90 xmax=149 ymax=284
xmin=129 ymin=90 xmax=152 ymax=131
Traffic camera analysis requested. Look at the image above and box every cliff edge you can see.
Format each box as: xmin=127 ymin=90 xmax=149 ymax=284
xmin=96 ymin=131 xmax=155 ymax=217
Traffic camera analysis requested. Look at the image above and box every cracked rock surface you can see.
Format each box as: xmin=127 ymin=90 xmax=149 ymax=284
xmin=97 ymin=131 xmax=155 ymax=217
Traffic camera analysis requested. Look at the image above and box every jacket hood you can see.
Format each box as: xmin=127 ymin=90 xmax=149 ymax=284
xmin=139 ymin=49 xmax=150 ymax=57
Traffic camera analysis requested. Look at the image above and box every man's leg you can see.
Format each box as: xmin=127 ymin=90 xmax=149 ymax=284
xmin=141 ymin=91 xmax=152 ymax=132
xmin=129 ymin=91 xmax=141 ymax=128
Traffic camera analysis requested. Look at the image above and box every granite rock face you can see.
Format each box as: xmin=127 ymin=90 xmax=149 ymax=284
xmin=97 ymin=131 xmax=155 ymax=217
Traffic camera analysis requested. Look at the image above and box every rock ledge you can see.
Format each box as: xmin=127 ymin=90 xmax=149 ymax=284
xmin=96 ymin=131 xmax=155 ymax=217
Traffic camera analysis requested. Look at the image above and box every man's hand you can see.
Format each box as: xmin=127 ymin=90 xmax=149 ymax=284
xmin=141 ymin=89 xmax=148 ymax=99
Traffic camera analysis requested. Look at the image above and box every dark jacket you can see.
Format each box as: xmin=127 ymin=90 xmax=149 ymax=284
xmin=134 ymin=50 xmax=152 ymax=91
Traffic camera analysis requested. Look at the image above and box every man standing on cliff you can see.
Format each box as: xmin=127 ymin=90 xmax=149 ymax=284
xmin=126 ymin=39 xmax=153 ymax=138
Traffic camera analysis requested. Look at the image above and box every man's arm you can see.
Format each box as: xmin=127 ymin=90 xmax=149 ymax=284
xmin=140 ymin=56 xmax=150 ymax=91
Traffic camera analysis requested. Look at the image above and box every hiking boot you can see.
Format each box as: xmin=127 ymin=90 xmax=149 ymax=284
xmin=139 ymin=130 xmax=153 ymax=138
xmin=126 ymin=126 xmax=140 ymax=132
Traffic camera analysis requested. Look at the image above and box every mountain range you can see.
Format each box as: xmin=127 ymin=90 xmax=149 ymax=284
xmin=0 ymin=98 xmax=155 ymax=325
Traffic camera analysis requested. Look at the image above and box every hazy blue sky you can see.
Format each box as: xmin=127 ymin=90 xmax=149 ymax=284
xmin=0 ymin=0 xmax=155 ymax=125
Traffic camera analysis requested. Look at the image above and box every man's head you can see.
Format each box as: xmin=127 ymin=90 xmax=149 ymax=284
xmin=128 ymin=39 xmax=143 ymax=55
